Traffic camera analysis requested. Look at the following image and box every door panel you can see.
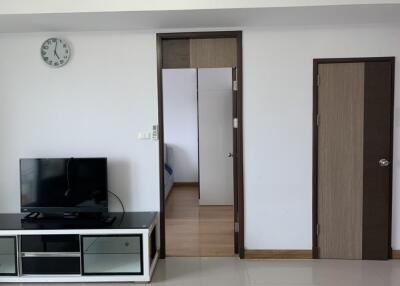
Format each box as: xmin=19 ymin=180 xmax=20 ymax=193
xmin=362 ymin=62 xmax=393 ymax=260
xmin=189 ymin=38 xmax=237 ymax=68
xmin=318 ymin=63 xmax=365 ymax=259
xmin=198 ymin=68 xmax=234 ymax=205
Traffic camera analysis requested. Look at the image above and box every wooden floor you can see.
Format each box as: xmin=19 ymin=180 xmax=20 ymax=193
xmin=165 ymin=186 xmax=234 ymax=257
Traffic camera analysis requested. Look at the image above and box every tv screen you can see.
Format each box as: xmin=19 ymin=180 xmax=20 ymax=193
xmin=20 ymin=158 xmax=108 ymax=213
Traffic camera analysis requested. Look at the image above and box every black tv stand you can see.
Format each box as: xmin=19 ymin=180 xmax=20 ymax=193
xmin=21 ymin=212 xmax=116 ymax=227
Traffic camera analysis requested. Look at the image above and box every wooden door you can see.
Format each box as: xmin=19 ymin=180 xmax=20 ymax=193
xmin=316 ymin=59 xmax=394 ymax=260
xmin=318 ymin=63 xmax=365 ymax=259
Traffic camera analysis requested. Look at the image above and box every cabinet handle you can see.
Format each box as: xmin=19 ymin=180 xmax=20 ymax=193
xmin=21 ymin=252 xmax=80 ymax=257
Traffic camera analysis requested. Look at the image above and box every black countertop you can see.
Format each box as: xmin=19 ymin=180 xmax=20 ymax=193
xmin=0 ymin=212 xmax=157 ymax=230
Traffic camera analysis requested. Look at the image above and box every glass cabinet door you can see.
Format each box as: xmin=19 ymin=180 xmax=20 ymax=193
xmin=0 ymin=237 xmax=17 ymax=276
xmin=81 ymin=235 xmax=142 ymax=275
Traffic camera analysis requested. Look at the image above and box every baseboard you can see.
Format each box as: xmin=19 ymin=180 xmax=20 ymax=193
xmin=246 ymin=249 xmax=398 ymax=260
xmin=393 ymin=250 xmax=400 ymax=259
xmin=245 ymin=249 xmax=313 ymax=259
xmin=173 ymin=182 xmax=199 ymax=187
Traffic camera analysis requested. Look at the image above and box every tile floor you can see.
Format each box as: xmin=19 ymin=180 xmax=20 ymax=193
xmin=150 ymin=257 xmax=400 ymax=286
xmin=7 ymin=257 xmax=400 ymax=286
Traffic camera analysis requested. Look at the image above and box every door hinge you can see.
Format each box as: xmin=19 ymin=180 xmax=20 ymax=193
xmin=316 ymin=224 xmax=320 ymax=236
xmin=234 ymin=222 xmax=239 ymax=233
xmin=152 ymin=125 xmax=159 ymax=140
xmin=316 ymin=114 xmax=320 ymax=126
xmin=317 ymin=74 xmax=320 ymax=87
xmin=233 ymin=80 xmax=238 ymax=91
xmin=233 ymin=118 xmax=239 ymax=129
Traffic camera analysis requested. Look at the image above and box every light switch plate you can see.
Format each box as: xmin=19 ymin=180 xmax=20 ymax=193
xmin=138 ymin=132 xmax=151 ymax=140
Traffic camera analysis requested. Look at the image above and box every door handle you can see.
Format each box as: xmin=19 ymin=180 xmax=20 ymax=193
xmin=227 ymin=152 xmax=234 ymax=158
xmin=379 ymin=158 xmax=390 ymax=167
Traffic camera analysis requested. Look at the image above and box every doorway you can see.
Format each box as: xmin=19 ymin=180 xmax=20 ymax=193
xmin=313 ymin=57 xmax=395 ymax=260
xmin=157 ymin=32 xmax=244 ymax=258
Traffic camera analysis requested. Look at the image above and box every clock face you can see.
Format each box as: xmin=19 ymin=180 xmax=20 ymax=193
xmin=41 ymin=38 xmax=71 ymax=67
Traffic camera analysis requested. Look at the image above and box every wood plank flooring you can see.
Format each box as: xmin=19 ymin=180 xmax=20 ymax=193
xmin=165 ymin=186 xmax=234 ymax=257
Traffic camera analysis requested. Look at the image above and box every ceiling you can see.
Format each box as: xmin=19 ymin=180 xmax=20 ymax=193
xmin=2 ymin=0 xmax=400 ymax=15
xmin=0 ymin=4 xmax=400 ymax=33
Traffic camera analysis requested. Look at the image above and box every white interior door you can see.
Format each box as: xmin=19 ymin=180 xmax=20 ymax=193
xmin=198 ymin=68 xmax=234 ymax=205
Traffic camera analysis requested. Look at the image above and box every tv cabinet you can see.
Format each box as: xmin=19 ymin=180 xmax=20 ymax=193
xmin=0 ymin=212 xmax=158 ymax=283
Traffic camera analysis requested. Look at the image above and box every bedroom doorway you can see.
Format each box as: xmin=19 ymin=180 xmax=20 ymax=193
xmin=157 ymin=32 xmax=244 ymax=258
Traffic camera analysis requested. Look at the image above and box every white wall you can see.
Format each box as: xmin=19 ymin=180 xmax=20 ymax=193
xmin=0 ymin=31 xmax=159 ymax=213
xmin=163 ymin=69 xmax=198 ymax=182
xmin=243 ymin=24 xmax=400 ymax=250
xmin=1 ymin=23 xmax=400 ymax=251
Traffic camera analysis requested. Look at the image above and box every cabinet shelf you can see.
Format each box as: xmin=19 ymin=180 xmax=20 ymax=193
xmin=0 ymin=254 xmax=16 ymax=275
xmin=83 ymin=254 xmax=142 ymax=274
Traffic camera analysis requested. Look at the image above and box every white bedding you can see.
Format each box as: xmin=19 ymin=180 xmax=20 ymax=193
xmin=164 ymin=144 xmax=174 ymax=199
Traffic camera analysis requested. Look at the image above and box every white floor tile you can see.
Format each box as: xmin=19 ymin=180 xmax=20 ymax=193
xmin=245 ymin=259 xmax=315 ymax=285
xmin=2 ymin=258 xmax=400 ymax=286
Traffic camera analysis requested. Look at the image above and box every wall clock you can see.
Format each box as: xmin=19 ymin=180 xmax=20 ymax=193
xmin=40 ymin=38 xmax=71 ymax=67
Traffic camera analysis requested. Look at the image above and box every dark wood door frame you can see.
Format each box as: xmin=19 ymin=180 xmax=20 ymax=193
xmin=312 ymin=57 xmax=395 ymax=259
xmin=157 ymin=31 xmax=244 ymax=259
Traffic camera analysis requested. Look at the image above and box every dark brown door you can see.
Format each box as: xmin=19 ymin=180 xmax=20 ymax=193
xmin=362 ymin=61 xmax=393 ymax=260
xmin=315 ymin=58 xmax=394 ymax=260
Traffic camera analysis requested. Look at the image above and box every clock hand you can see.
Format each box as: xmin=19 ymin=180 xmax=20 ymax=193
xmin=54 ymin=40 xmax=60 ymax=59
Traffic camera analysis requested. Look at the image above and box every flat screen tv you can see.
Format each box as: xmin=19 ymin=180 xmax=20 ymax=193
xmin=20 ymin=158 xmax=108 ymax=214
